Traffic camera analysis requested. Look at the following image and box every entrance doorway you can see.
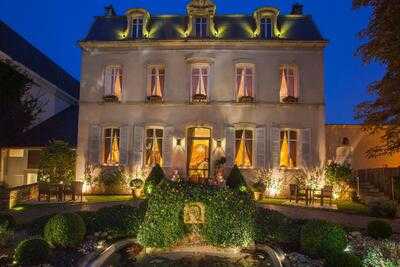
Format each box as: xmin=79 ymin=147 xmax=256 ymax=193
xmin=187 ymin=127 xmax=211 ymax=183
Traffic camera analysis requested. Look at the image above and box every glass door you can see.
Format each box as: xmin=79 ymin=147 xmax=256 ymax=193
xmin=187 ymin=127 xmax=211 ymax=183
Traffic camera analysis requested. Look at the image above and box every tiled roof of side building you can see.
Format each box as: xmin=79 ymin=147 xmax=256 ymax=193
xmin=7 ymin=106 xmax=79 ymax=148
xmin=0 ymin=20 xmax=80 ymax=99
xmin=83 ymin=15 xmax=324 ymax=42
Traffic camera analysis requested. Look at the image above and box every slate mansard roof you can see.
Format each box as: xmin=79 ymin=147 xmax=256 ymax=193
xmin=0 ymin=20 xmax=80 ymax=99
xmin=83 ymin=14 xmax=325 ymax=43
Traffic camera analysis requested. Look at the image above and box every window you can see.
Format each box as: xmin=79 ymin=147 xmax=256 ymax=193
xmin=195 ymin=17 xmax=208 ymax=38
xmin=26 ymin=173 xmax=38 ymax=184
xmin=235 ymin=129 xmax=253 ymax=168
xmin=191 ymin=64 xmax=209 ymax=102
xmin=148 ymin=66 xmax=165 ymax=98
xmin=280 ymin=130 xmax=297 ymax=168
xmin=8 ymin=149 xmax=24 ymax=158
xmin=280 ymin=65 xmax=299 ymax=102
xmin=236 ymin=64 xmax=254 ymax=101
xmin=104 ymin=128 xmax=120 ymax=165
xmin=145 ymin=128 xmax=163 ymax=166
xmin=132 ymin=17 xmax=143 ymax=39
xmin=104 ymin=65 xmax=123 ymax=100
xmin=261 ymin=18 xmax=273 ymax=39
xmin=27 ymin=150 xmax=41 ymax=169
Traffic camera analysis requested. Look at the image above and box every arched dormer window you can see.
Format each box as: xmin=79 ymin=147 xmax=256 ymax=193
xmin=260 ymin=18 xmax=272 ymax=39
xmin=132 ymin=17 xmax=143 ymax=39
xmin=186 ymin=0 xmax=217 ymax=38
xmin=125 ymin=9 xmax=150 ymax=40
xmin=195 ymin=17 xmax=208 ymax=38
xmin=253 ymin=7 xmax=279 ymax=39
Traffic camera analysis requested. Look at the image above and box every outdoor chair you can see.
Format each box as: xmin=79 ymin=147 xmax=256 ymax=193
xmin=38 ymin=182 xmax=50 ymax=201
xmin=64 ymin=181 xmax=84 ymax=202
xmin=313 ymin=185 xmax=333 ymax=206
xmin=288 ymin=184 xmax=307 ymax=203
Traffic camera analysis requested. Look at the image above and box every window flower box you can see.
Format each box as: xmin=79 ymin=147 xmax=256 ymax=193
xmin=238 ymin=96 xmax=254 ymax=103
xmin=103 ymin=95 xmax=120 ymax=103
xmin=192 ymin=94 xmax=208 ymax=104
xmin=281 ymin=96 xmax=299 ymax=104
xmin=147 ymin=95 xmax=163 ymax=103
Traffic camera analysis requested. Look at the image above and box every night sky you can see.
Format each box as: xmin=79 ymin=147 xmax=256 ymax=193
xmin=0 ymin=0 xmax=383 ymax=124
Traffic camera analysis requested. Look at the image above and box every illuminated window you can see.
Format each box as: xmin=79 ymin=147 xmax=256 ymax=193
xmin=104 ymin=65 xmax=123 ymax=100
xmin=148 ymin=66 xmax=165 ymax=99
xmin=26 ymin=173 xmax=38 ymax=185
xmin=195 ymin=17 xmax=208 ymax=38
xmin=104 ymin=128 xmax=120 ymax=165
xmin=145 ymin=128 xmax=163 ymax=167
xmin=188 ymin=127 xmax=211 ymax=181
xmin=27 ymin=150 xmax=41 ymax=169
xmin=260 ymin=18 xmax=273 ymax=39
xmin=280 ymin=130 xmax=297 ymax=168
xmin=8 ymin=149 xmax=24 ymax=158
xmin=132 ymin=17 xmax=143 ymax=39
xmin=236 ymin=64 xmax=255 ymax=101
xmin=235 ymin=129 xmax=253 ymax=168
xmin=280 ymin=65 xmax=299 ymax=102
xmin=191 ymin=64 xmax=209 ymax=103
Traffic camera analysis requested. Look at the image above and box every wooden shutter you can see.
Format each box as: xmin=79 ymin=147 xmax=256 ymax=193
xmin=270 ymin=127 xmax=280 ymax=169
xmin=299 ymin=128 xmax=311 ymax=168
xmin=162 ymin=127 xmax=174 ymax=168
xmin=225 ymin=127 xmax=235 ymax=167
xmin=255 ymin=127 xmax=266 ymax=168
xmin=104 ymin=66 xmax=112 ymax=95
xmin=132 ymin=126 xmax=144 ymax=168
xmin=119 ymin=126 xmax=129 ymax=166
xmin=88 ymin=125 xmax=101 ymax=166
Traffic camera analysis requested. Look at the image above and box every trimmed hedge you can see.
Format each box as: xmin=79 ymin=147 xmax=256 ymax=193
xmin=325 ymin=252 xmax=362 ymax=267
xmin=44 ymin=213 xmax=86 ymax=248
xmin=27 ymin=214 xmax=55 ymax=236
xmin=367 ymin=220 xmax=393 ymax=239
xmin=14 ymin=238 xmax=50 ymax=266
xmin=368 ymin=201 xmax=398 ymax=218
xmin=226 ymin=165 xmax=248 ymax=191
xmin=144 ymin=164 xmax=166 ymax=196
xmin=137 ymin=181 xmax=255 ymax=248
xmin=0 ymin=213 xmax=16 ymax=230
xmin=300 ymin=220 xmax=347 ymax=259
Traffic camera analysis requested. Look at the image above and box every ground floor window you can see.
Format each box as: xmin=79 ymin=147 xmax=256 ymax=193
xmin=187 ymin=127 xmax=211 ymax=182
xmin=280 ymin=130 xmax=297 ymax=168
xmin=145 ymin=128 xmax=163 ymax=166
xmin=235 ymin=129 xmax=253 ymax=168
xmin=104 ymin=128 xmax=120 ymax=165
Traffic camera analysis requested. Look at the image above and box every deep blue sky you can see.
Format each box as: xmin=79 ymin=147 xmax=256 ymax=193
xmin=0 ymin=0 xmax=383 ymax=124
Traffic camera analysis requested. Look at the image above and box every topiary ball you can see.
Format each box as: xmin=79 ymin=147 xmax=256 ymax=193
xmin=44 ymin=213 xmax=86 ymax=248
xmin=325 ymin=252 xmax=362 ymax=267
xmin=226 ymin=165 xmax=248 ymax=191
xmin=0 ymin=213 xmax=16 ymax=230
xmin=300 ymin=220 xmax=347 ymax=259
xmin=14 ymin=238 xmax=50 ymax=266
xmin=367 ymin=220 xmax=393 ymax=239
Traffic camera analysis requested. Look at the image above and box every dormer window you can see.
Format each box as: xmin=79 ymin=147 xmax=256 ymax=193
xmin=260 ymin=18 xmax=273 ymax=39
xmin=132 ymin=17 xmax=143 ymax=39
xmin=195 ymin=17 xmax=208 ymax=38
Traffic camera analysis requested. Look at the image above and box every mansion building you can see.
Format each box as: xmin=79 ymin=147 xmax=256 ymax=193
xmin=76 ymin=1 xmax=327 ymax=183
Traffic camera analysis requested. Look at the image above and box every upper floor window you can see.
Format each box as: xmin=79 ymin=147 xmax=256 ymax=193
xmin=260 ymin=17 xmax=273 ymax=39
xmin=145 ymin=128 xmax=163 ymax=166
xmin=104 ymin=65 xmax=123 ymax=101
xmin=280 ymin=64 xmax=299 ymax=103
xmin=235 ymin=129 xmax=253 ymax=168
xmin=148 ymin=66 xmax=165 ymax=102
xmin=191 ymin=64 xmax=209 ymax=103
xmin=236 ymin=64 xmax=255 ymax=102
xmin=195 ymin=17 xmax=208 ymax=38
xmin=280 ymin=130 xmax=297 ymax=168
xmin=104 ymin=128 xmax=120 ymax=165
xmin=132 ymin=17 xmax=143 ymax=39
xmin=27 ymin=150 xmax=41 ymax=169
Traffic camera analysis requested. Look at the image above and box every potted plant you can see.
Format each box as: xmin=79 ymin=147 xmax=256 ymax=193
xmin=130 ymin=179 xmax=144 ymax=199
xmin=252 ymin=181 xmax=266 ymax=201
xmin=147 ymin=95 xmax=163 ymax=103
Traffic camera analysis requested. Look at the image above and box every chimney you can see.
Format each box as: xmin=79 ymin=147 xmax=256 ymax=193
xmin=104 ymin=5 xmax=116 ymax=17
xmin=291 ymin=3 xmax=303 ymax=15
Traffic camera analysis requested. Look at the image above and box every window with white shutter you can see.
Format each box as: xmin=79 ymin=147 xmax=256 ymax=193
xmin=162 ymin=127 xmax=174 ymax=168
xmin=88 ymin=125 xmax=101 ymax=166
xmin=225 ymin=127 xmax=235 ymax=167
xmin=132 ymin=126 xmax=144 ymax=168
xmin=255 ymin=127 xmax=266 ymax=168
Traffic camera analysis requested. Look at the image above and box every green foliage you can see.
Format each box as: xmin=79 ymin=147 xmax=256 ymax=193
xmin=38 ymin=140 xmax=76 ymax=184
xmin=362 ymin=244 xmax=400 ymax=267
xmin=0 ymin=60 xmax=42 ymax=146
xmin=325 ymin=162 xmax=354 ymax=184
xmin=14 ymin=238 xmax=50 ymax=266
xmin=368 ymin=200 xmax=398 ymax=218
xmin=0 ymin=213 xmax=16 ymax=231
xmin=226 ymin=165 xmax=248 ymax=191
xmin=254 ymin=208 xmax=302 ymax=247
xmin=137 ymin=181 xmax=255 ymax=248
xmin=300 ymin=220 xmax=348 ymax=259
xmin=95 ymin=166 xmax=126 ymax=193
xmin=44 ymin=213 xmax=86 ymax=248
xmin=27 ymin=214 xmax=55 ymax=236
xmin=325 ymin=252 xmax=362 ymax=267
xmin=367 ymin=220 xmax=393 ymax=239
xmin=144 ymin=164 xmax=166 ymax=196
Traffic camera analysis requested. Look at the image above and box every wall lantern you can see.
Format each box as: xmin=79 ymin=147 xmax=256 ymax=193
xmin=176 ymin=138 xmax=182 ymax=147
xmin=216 ymin=139 xmax=222 ymax=148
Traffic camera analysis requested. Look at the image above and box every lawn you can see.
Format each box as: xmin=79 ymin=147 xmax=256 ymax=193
xmin=84 ymin=195 xmax=134 ymax=203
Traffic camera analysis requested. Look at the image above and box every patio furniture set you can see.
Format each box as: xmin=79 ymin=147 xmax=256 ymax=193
xmin=289 ymin=184 xmax=333 ymax=206
xmin=38 ymin=181 xmax=83 ymax=202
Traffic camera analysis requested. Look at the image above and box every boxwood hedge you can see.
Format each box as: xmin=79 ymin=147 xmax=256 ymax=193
xmin=44 ymin=213 xmax=86 ymax=248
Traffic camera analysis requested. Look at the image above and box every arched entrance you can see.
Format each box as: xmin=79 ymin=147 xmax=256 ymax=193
xmin=187 ymin=127 xmax=211 ymax=183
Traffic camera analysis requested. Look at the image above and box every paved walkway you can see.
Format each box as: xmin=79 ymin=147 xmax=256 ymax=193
xmin=260 ymin=203 xmax=400 ymax=233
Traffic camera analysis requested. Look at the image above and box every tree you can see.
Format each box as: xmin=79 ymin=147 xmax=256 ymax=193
xmin=38 ymin=141 xmax=76 ymax=184
xmin=353 ymin=0 xmax=400 ymax=157
xmin=0 ymin=60 xmax=42 ymax=146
